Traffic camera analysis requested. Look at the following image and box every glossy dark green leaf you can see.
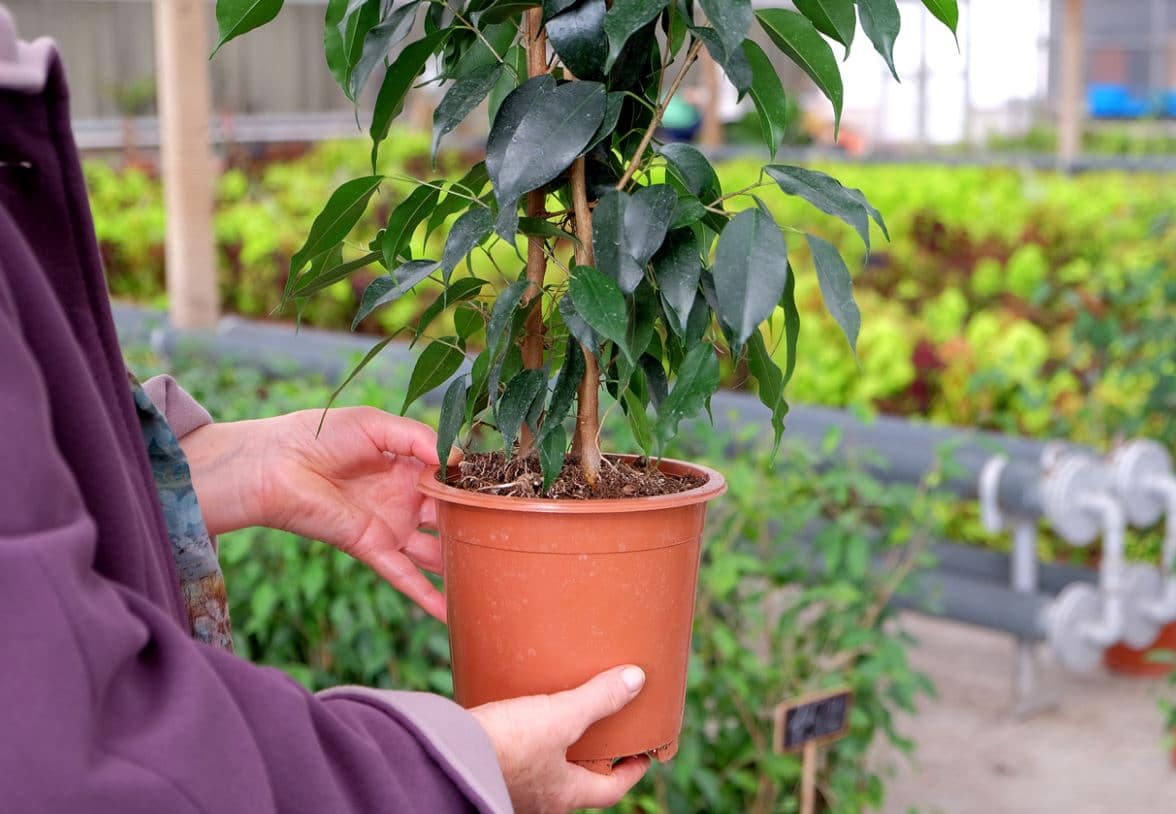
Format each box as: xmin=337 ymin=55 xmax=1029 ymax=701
xmin=922 ymin=0 xmax=959 ymax=37
xmin=794 ymin=0 xmax=855 ymax=55
xmin=624 ymin=390 xmax=654 ymax=455
xmin=538 ymin=339 xmax=585 ymax=442
xmin=670 ymin=194 xmax=707 ymax=229
xmin=586 ymin=91 xmax=625 ymax=153
xmin=698 ymin=0 xmax=752 ymax=58
xmin=654 ymin=342 xmax=720 ymax=446
xmin=746 ymin=330 xmax=788 ymax=456
xmin=497 ymin=368 xmax=547 ymax=451
xmin=627 ymin=280 xmax=659 ymax=361
xmin=291 ymin=250 xmax=382 ymax=298
xmin=639 ymin=353 xmax=668 ymax=410
xmin=337 ymin=0 xmax=381 ymax=99
xmin=454 ymin=305 xmax=484 ymax=341
xmin=370 ymin=30 xmax=450 ymax=168
xmin=518 ymin=217 xmax=580 ymax=246
xmin=466 ymin=349 xmax=491 ymax=424
xmin=324 ymin=0 xmax=350 ymax=89
xmin=414 ymin=277 xmax=487 ymax=343
xmin=568 ymin=265 xmax=631 ymax=363
xmin=543 ymin=0 xmax=580 ymax=21
xmin=486 ymin=279 xmax=532 ymax=354
xmin=382 ymin=183 xmax=440 ymax=267
xmin=757 ymin=8 xmax=843 ymax=135
xmin=488 ymin=45 xmax=525 ymax=125
xmin=426 ymin=163 xmax=491 ymax=237
xmin=685 ymin=290 xmax=711 ymax=348
xmin=539 ymin=423 xmax=568 ymax=492
xmin=485 ymin=75 xmax=607 ymax=218
xmin=712 ymin=207 xmax=789 ymax=347
xmin=592 ymin=185 xmax=677 ymax=293
xmin=691 ymin=26 xmax=751 ymax=96
xmin=659 ymin=143 xmax=721 ymax=202
xmin=742 ymin=39 xmax=790 ymax=157
xmin=437 ymin=375 xmax=468 ymax=471
xmin=558 ymin=294 xmax=601 ymax=353
xmin=352 ymin=259 xmax=439 ymax=328
xmin=780 ymin=269 xmax=799 ymax=387
xmin=653 ymin=228 xmax=701 ymax=336
xmin=402 ymin=338 xmax=466 ymax=414
xmin=857 ymin=0 xmax=901 ymax=82
xmin=433 ymin=65 xmax=505 ymax=160
xmin=288 ymin=175 xmax=382 ymax=286
xmin=441 ymin=208 xmax=494 ymax=281
xmin=448 ymin=21 xmax=517 ymax=81
xmin=603 ymin=0 xmax=669 ymax=72
xmin=213 ymin=0 xmax=284 ymax=54
xmin=806 ymin=233 xmax=860 ymax=354
xmin=349 ymin=1 xmax=419 ymax=99
xmin=476 ymin=0 xmax=540 ymax=24
xmin=765 ymin=164 xmax=888 ymax=250
xmin=546 ymin=0 xmax=608 ymax=81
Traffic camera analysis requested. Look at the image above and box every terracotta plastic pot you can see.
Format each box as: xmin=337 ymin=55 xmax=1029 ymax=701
xmin=1104 ymin=619 xmax=1176 ymax=678
xmin=418 ymin=455 xmax=726 ymax=774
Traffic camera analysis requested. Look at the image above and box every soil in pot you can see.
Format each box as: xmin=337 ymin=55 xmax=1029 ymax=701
xmin=449 ymin=450 xmax=706 ymax=499
xmin=419 ymin=454 xmax=726 ymax=774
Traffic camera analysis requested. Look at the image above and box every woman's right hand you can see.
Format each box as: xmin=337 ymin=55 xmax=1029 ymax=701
xmin=469 ymin=666 xmax=652 ymax=814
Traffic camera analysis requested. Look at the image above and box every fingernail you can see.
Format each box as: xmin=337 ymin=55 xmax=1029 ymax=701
xmin=620 ymin=666 xmax=645 ymax=692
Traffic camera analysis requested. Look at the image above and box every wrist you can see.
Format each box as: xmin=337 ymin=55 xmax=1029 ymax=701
xmin=179 ymin=419 xmax=272 ymax=535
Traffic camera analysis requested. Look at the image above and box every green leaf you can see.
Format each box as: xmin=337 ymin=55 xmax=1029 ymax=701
xmin=698 ymin=0 xmax=752 ymax=59
xmin=402 ymin=338 xmax=466 ymax=414
xmin=794 ymin=0 xmax=856 ymax=56
xmin=336 ymin=0 xmax=381 ymax=100
xmin=290 ymin=250 xmax=382 ymax=298
xmin=806 ymin=233 xmax=861 ymax=355
xmin=587 ymin=91 xmax=626 ymax=153
xmin=654 ymin=342 xmax=720 ymax=447
xmin=857 ymin=0 xmax=901 ymax=82
xmin=488 ymin=45 xmax=525 ymax=126
xmin=454 ymin=305 xmax=484 ymax=340
xmin=486 ymin=279 xmax=532 ymax=354
xmin=288 ymin=175 xmax=382 ymax=287
xmin=382 ymin=183 xmax=441 ymax=267
xmin=475 ymin=0 xmax=541 ymax=25
xmin=546 ymin=0 xmax=608 ymax=82
xmin=603 ymin=0 xmax=669 ymax=72
xmin=557 ymin=295 xmax=600 ymax=353
xmin=742 ymin=39 xmax=790 ymax=158
xmin=921 ymin=0 xmax=959 ymax=37
xmin=691 ymin=26 xmax=751 ymax=96
xmin=746 ymin=330 xmax=788 ymax=456
xmin=538 ymin=423 xmax=567 ymax=492
xmin=414 ymin=277 xmax=487 ymax=343
xmin=670 ymin=194 xmax=707 ymax=229
xmin=433 ymin=65 xmax=505 ymax=160
xmin=441 ymin=208 xmax=493 ymax=281
xmin=567 ymin=265 xmax=632 ymax=363
xmin=765 ymin=164 xmax=888 ymax=250
xmin=543 ymin=0 xmax=580 ymax=22
xmin=316 ymin=335 xmax=398 ymax=436
xmin=712 ymin=208 xmax=790 ymax=348
xmin=659 ymin=143 xmax=721 ymax=202
xmin=591 ymin=185 xmax=677 ymax=293
xmin=518 ymin=217 xmax=580 ymax=246
xmin=370 ymin=30 xmax=450 ymax=169
xmin=624 ymin=390 xmax=654 ymax=455
xmin=485 ymin=75 xmax=607 ymax=219
xmin=538 ymin=339 xmax=585 ymax=442
xmin=757 ymin=8 xmax=843 ymax=136
xmin=349 ymin=1 xmax=419 ymax=99
xmin=324 ymin=0 xmax=350 ymax=90
xmin=652 ymin=228 xmax=701 ymax=336
xmin=497 ymin=368 xmax=547 ymax=451
xmin=427 ymin=163 xmax=491 ymax=237
xmin=213 ymin=0 xmax=284 ymax=54
xmin=437 ymin=375 xmax=468 ymax=471
xmin=352 ymin=260 xmax=440 ymax=328
xmin=780 ymin=269 xmax=799 ymax=387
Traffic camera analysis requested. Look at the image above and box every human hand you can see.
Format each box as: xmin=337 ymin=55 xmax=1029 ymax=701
xmin=182 ymin=407 xmax=450 ymax=621
xmin=469 ymin=666 xmax=651 ymax=814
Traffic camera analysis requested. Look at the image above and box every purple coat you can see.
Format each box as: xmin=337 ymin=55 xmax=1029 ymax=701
xmin=0 ymin=28 xmax=510 ymax=814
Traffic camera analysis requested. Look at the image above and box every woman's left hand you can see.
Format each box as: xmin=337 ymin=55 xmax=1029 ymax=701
xmin=181 ymin=407 xmax=450 ymax=622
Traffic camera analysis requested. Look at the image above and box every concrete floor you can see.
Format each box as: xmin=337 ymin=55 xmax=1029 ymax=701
xmin=875 ymin=614 xmax=1176 ymax=814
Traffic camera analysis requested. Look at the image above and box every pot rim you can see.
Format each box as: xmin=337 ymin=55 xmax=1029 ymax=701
xmin=418 ymin=454 xmax=726 ymax=514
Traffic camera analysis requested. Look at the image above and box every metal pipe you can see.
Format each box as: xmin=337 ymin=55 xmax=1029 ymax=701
xmin=1077 ymin=492 xmax=1126 ymax=647
xmin=929 ymin=538 xmax=1095 ymax=595
xmin=890 ymin=570 xmax=1052 ymax=640
xmin=1010 ymin=521 xmax=1040 ymax=706
xmin=1141 ymin=473 xmax=1176 ymax=621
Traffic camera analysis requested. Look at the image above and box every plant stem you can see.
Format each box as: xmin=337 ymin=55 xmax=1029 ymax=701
xmin=570 ymin=155 xmax=602 ymax=485
xmin=614 ymin=39 xmax=704 ymax=191
xmin=519 ymin=7 xmax=548 ymax=456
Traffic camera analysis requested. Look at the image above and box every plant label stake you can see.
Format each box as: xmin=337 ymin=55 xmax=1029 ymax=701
xmin=774 ymin=687 xmax=853 ymax=814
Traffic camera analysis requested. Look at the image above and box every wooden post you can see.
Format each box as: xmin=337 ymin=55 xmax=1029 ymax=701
xmin=698 ymin=45 xmax=723 ymax=148
xmin=800 ymin=741 xmax=817 ymax=814
xmin=152 ymin=0 xmax=219 ymax=328
xmin=1057 ymin=0 xmax=1084 ymax=168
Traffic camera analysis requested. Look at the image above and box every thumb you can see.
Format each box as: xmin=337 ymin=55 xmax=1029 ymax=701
xmin=549 ymin=665 xmax=646 ymax=742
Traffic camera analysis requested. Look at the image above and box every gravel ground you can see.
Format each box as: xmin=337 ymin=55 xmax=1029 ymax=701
xmin=874 ymin=614 xmax=1176 ymax=814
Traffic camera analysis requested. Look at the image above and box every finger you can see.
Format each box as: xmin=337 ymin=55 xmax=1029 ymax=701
xmin=547 ymin=666 xmax=645 ymax=742
xmin=403 ymin=529 xmax=444 ymax=574
xmin=419 ymin=497 xmax=438 ymax=529
xmin=355 ymin=408 xmax=441 ymax=465
xmin=565 ymin=754 xmax=651 ymax=811
xmin=366 ymin=547 xmax=448 ymax=623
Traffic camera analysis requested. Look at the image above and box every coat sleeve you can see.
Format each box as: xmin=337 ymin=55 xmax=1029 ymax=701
xmin=141 ymin=374 xmax=213 ymax=439
xmin=0 ymin=280 xmax=511 ymax=814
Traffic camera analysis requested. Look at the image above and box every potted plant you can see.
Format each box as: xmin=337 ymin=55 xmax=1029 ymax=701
xmin=214 ymin=0 xmax=957 ymax=772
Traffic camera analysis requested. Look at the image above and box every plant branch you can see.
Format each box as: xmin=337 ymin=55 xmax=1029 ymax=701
xmin=614 ymin=39 xmax=704 ymax=191
xmin=570 ymin=155 xmax=603 ymax=484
